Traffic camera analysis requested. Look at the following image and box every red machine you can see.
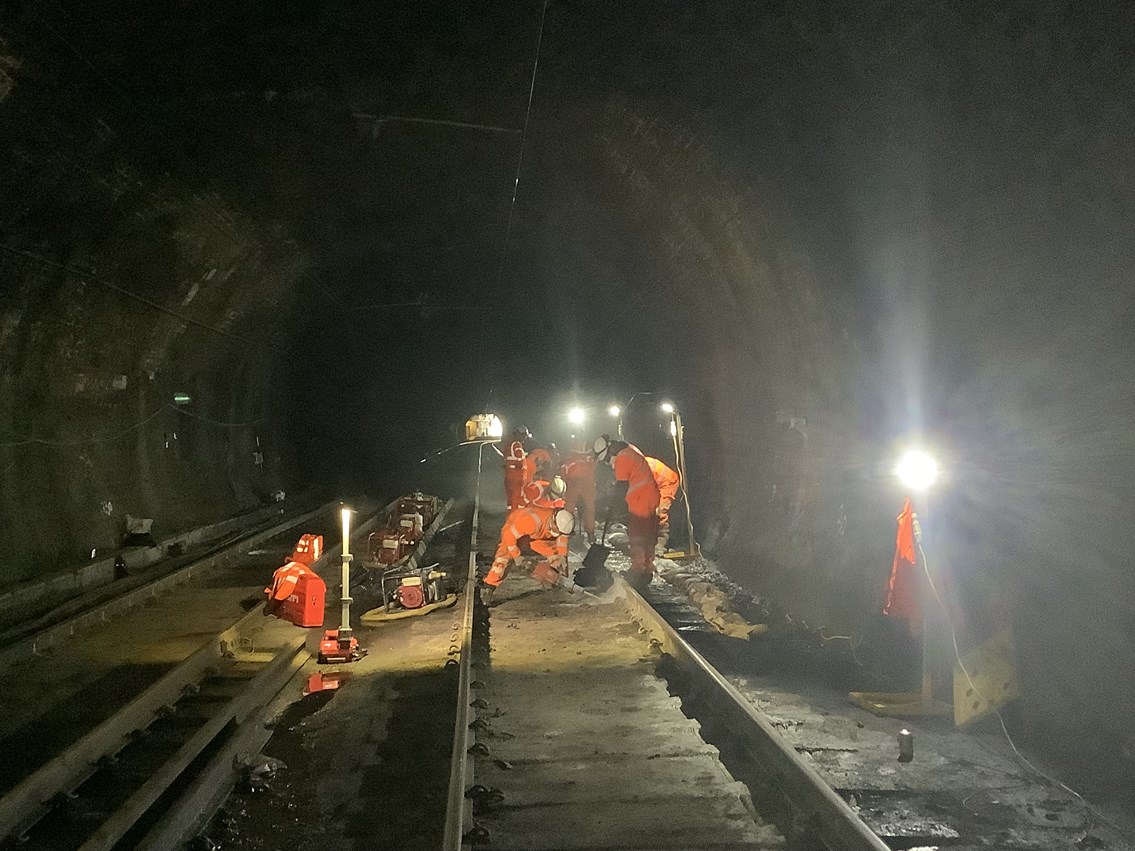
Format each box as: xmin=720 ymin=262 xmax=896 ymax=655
xmin=397 ymin=493 xmax=439 ymax=527
xmin=290 ymin=534 xmax=324 ymax=567
xmin=263 ymin=561 xmax=326 ymax=627
xmin=369 ymin=531 xmax=406 ymax=565
xmin=318 ymin=629 xmax=365 ymax=664
xmin=396 ymin=511 xmax=424 ymax=544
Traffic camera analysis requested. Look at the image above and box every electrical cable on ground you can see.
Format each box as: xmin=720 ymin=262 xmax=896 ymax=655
xmin=918 ymin=542 xmax=1126 ymax=837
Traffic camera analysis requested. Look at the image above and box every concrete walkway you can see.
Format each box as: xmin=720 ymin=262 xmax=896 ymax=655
xmin=475 ymin=572 xmax=783 ymax=850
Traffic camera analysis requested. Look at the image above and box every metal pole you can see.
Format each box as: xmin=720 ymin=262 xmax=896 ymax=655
xmin=913 ymin=504 xmax=933 ymax=704
xmin=339 ymin=508 xmax=353 ymax=638
xmin=673 ymin=412 xmax=697 ymax=556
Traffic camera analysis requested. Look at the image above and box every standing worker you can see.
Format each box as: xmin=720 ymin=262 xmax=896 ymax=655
xmin=645 ymin=456 xmax=680 ymax=555
xmin=500 ymin=426 xmax=534 ymax=511
xmin=482 ymin=502 xmax=576 ymax=605
xmin=594 ymin=436 xmax=660 ymax=588
xmin=561 ymin=439 xmax=598 ymax=543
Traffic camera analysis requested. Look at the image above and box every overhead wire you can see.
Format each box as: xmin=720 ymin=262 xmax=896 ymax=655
xmin=491 ymin=0 xmax=550 ymax=293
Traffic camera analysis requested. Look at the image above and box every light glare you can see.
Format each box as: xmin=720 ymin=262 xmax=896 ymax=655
xmin=660 ymin=402 xmax=675 ymax=414
xmin=608 ymin=405 xmax=621 ymax=418
xmin=896 ymin=450 xmax=939 ymax=492
xmin=568 ymin=406 xmax=586 ymax=425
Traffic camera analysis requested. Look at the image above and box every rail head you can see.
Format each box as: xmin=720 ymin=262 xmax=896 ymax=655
xmin=442 ymin=552 xmax=477 ymax=851
xmin=615 ymin=576 xmax=891 ymax=851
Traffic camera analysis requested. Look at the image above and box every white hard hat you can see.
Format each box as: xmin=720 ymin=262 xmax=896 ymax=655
xmin=549 ymin=475 xmax=566 ymax=498
xmin=593 ymin=436 xmax=610 ymax=460
xmin=552 ymin=508 xmax=576 ymax=535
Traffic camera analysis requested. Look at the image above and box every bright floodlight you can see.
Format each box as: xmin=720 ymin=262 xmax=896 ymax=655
xmin=488 ymin=415 xmax=503 ymax=438
xmin=660 ymin=402 xmax=675 ymax=414
xmin=341 ymin=506 xmax=353 ymax=539
xmin=608 ymin=405 xmax=621 ymax=418
xmin=896 ymin=450 xmax=939 ymax=492
xmin=568 ymin=406 xmax=586 ymax=425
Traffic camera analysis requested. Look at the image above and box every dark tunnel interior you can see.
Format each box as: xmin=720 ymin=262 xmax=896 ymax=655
xmin=2 ymin=0 xmax=1134 ymax=815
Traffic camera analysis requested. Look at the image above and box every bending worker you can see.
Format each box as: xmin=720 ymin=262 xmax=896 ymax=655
xmin=594 ymin=436 xmax=660 ymax=588
xmin=500 ymin=426 xmax=534 ymax=511
xmin=482 ymin=502 xmax=576 ymax=605
xmin=525 ymin=443 xmax=559 ymax=484
xmin=646 ymin=456 xmax=681 ymax=555
xmin=561 ymin=439 xmax=597 ymax=543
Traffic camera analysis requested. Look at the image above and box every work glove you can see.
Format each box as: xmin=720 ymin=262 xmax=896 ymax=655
xmin=547 ymin=554 xmax=567 ymax=571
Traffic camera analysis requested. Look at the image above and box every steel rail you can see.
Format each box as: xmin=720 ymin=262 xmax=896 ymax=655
xmin=443 ymin=445 xmax=483 ymax=851
xmin=132 ymin=497 xmax=454 ymax=849
xmin=0 ymin=500 xmax=337 ymax=671
xmin=0 ymin=502 xmax=393 ymax=845
xmin=616 ymin=577 xmax=892 ymax=851
xmin=77 ymin=638 xmax=308 ymax=851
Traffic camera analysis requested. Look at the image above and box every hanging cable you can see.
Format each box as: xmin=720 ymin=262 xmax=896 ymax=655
xmin=492 ymin=0 xmax=550 ymax=292
xmin=0 ymin=403 xmax=271 ymax=448
xmin=0 ymin=243 xmax=259 ymax=346
xmin=918 ymin=541 xmax=1125 ymax=835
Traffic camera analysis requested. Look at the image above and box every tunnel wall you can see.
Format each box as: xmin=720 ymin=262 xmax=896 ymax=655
xmin=0 ymin=13 xmax=303 ymax=584
xmin=524 ymin=0 xmax=1135 ymax=791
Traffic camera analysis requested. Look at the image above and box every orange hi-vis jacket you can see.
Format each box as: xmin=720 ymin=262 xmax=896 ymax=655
xmin=645 ymin=457 xmax=680 ymax=510
xmin=613 ymin=443 xmax=661 ymax=518
xmin=504 ymin=439 xmax=528 ymax=474
xmin=486 ymin=504 xmax=568 ymax=587
xmin=521 ymin=479 xmax=565 ymax=510
xmin=561 ymin=450 xmax=596 ymax=484
xmin=525 ymin=447 xmax=553 ymax=483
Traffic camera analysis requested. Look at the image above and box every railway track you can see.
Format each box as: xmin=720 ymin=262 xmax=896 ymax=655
xmin=443 ymin=531 xmax=887 ymax=850
xmin=0 ymin=500 xmax=334 ymax=671
xmin=0 ymin=498 xmax=460 ymax=850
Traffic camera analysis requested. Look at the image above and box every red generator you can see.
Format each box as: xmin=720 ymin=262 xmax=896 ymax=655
xmin=264 ymin=561 xmax=326 ymax=628
xmin=397 ymin=493 xmax=439 ymax=527
xmin=377 ymin=565 xmax=455 ymax=613
xmin=396 ymin=511 xmax=424 ymax=544
xmin=368 ymin=530 xmax=405 ymax=566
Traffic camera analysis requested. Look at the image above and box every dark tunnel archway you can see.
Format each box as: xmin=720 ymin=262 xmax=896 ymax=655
xmin=2 ymin=0 xmax=1134 ymax=812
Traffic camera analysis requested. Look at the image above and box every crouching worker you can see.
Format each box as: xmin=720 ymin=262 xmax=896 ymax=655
xmin=481 ymin=503 xmax=576 ymax=606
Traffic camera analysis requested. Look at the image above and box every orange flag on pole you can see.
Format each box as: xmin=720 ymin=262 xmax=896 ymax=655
xmin=883 ymin=497 xmax=921 ymax=635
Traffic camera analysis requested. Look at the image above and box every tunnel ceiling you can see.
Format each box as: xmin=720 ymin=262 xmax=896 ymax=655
xmin=3 ymin=0 xmax=1135 ymax=800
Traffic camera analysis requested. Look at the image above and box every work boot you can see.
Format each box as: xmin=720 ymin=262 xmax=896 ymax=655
xmin=627 ymin=570 xmax=654 ymax=592
xmin=479 ymin=585 xmax=496 ymax=607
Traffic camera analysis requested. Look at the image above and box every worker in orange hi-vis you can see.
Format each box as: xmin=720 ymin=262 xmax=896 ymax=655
xmin=521 ymin=475 xmax=566 ymax=510
xmin=594 ymin=435 xmax=661 ymax=589
xmin=498 ymin=426 xmax=533 ymax=511
xmin=561 ymin=440 xmax=598 ymax=543
xmin=481 ymin=504 xmax=576 ymax=606
xmin=645 ymin=456 xmax=680 ymax=555
xmin=524 ymin=443 xmax=559 ymax=485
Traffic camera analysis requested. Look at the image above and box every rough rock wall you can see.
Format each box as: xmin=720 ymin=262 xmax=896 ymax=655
xmin=524 ymin=0 xmax=1135 ymax=790
xmin=0 ymin=10 xmax=303 ymax=584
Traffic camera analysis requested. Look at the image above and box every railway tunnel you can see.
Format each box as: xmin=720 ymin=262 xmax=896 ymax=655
xmin=1 ymin=0 xmax=1134 ymax=846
